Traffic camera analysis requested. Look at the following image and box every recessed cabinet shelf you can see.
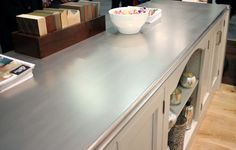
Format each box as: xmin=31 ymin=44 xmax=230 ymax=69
xmin=170 ymin=80 xmax=199 ymax=117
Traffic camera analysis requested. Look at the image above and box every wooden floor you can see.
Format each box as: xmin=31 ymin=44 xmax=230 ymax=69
xmin=190 ymin=84 xmax=236 ymax=150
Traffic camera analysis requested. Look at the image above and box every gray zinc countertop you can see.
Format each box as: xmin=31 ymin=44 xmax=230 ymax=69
xmin=0 ymin=1 xmax=227 ymax=150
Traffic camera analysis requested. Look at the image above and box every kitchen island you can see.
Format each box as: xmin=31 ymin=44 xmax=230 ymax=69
xmin=0 ymin=1 xmax=229 ymax=150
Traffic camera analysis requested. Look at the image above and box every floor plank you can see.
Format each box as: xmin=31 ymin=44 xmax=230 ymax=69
xmin=190 ymin=84 xmax=236 ymax=150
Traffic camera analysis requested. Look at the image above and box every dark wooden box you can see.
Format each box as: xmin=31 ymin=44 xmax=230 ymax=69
xmin=13 ymin=15 xmax=105 ymax=58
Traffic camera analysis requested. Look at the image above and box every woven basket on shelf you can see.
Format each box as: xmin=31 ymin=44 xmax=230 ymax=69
xmin=168 ymin=116 xmax=187 ymax=150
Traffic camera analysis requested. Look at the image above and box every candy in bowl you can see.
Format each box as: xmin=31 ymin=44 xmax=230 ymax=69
xmin=109 ymin=7 xmax=149 ymax=34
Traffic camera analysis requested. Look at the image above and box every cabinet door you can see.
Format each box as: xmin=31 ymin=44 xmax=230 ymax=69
xmin=198 ymin=12 xmax=229 ymax=116
xmin=105 ymin=88 xmax=164 ymax=150
xmin=208 ymin=12 xmax=229 ymax=91
xmin=195 ymin=33 xmax=211 ymax=115
xmin=214 ymin=12 xmax=229 ymax=89
xmin=210 ymin=20 xmax=223 ymax=90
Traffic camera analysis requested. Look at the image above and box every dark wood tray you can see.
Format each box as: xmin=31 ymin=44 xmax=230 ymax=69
xmin=13 ymin=15 xmax=105 ymax=58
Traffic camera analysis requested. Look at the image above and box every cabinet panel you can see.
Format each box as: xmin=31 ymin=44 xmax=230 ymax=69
xmin=105 ymin=88 xmax=164 ymax=150
xmin=199 ymin=13 xmax=228 ymax=116
xmin=214 ymin=12 xmax=229 ymax=89
xmin=117 ymin=114 xmax=153 ymax=150
xmin=104 ymin=140 xmax=117 ymax=150
xmin=210 ymin=19 xmax=224 ymax=90
xmin=199 ymin=39 xmax=210 ymax=107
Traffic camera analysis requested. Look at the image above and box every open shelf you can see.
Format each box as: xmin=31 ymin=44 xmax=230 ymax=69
xmin=184 ymin=120 xmax=198 ymax=150
xmin=170 ymin=80 xmax=198 ymax=117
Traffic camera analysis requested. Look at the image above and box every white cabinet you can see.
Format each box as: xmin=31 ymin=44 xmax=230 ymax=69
xmin=198 ymin=11 xmax=229 ymax=116
xmin=166 ymin=10 xmax=229 ymax=150
xmin=104 ymin=87 xmax=165 ymax=150
xmin=97 ymin=8 xmax=229 ymax=150
xmin=208 ymin=18 xmax=224 ymax=91
xmin=210 ymin=16 xmax=227 ymax=91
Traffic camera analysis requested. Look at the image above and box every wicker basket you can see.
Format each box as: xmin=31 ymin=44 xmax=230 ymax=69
xmin=168 ymin=116 xmax=187 ymax=150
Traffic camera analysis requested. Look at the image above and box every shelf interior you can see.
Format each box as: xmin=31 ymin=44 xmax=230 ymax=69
xmin=170 ymin=80 xmax=199 ymax=117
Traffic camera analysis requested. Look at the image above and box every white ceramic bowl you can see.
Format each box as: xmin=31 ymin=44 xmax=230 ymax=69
xmin=109 ymin=7 xmax=149 ymax=34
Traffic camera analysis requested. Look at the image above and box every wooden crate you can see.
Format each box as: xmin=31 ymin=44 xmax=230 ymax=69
xmin=13 ymin=15 xmax=105 ymax=58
